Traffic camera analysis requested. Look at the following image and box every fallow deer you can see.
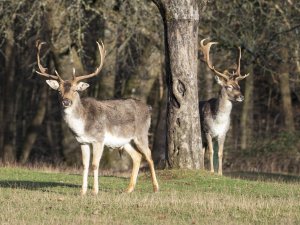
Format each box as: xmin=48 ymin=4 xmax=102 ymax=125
xmin=199 ymin=38 xmax=249 ymax=175
xmin=36 ymin=41 xmax=159 ymax=195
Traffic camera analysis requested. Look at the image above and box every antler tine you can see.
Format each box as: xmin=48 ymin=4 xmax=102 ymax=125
xmin=200 ymin=38 xmax=230 ymax=81
xmin=36 ymin=40 xmax=63 ymax=81
xmin=235 ymin=72 xmax=250 ymax=81
xmin=74 ymin=41 xmax=106 ymax=82
xmin=236 ymin=47 xmax=241 ymax=76
xmin=72 ymin=68 xmax=76 ymax=80
xmin=235 ymin=46 xmax=250 ymax=81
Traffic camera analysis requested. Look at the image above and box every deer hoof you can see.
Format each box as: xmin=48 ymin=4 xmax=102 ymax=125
xmin=81 ymin=189 xmax=87 ymax=196
xmin=92 ymin=189 xmax=98 ymax=195
xmin=153 ymin=185 xmax=159 ymax=193
xmin=126 ymin=186 xmax=134 ymax=193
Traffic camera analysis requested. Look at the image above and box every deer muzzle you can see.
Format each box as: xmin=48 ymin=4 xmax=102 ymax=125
xmin=62 ymin=98 xmax=72 ymax=107
xmin=236 ymin=95 xmax=244 ymax=102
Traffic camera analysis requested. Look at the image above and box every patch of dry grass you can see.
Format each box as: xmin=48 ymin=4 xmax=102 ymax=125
xmin=0 ymin=167 xmax=299 ymax=225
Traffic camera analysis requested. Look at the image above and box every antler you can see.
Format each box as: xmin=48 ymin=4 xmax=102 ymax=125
xmin=200 ymin=39 xmax=250 ymax=82
xmin=200 ymin=38 xmax=230 ymax=81
xmin=234 ymin=47 xmax=249 ymax=81
xmin=74 ymin=41 xmax=106 ymax=82
xmin=36 ymin=40 xmax=63 ymax=81
xmin=36 ymin=40 xmax=106 ymax=82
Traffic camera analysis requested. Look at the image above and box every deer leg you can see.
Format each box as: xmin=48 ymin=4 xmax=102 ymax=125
xmin=217 ymin=136 xmax=225 ymax=176
xmin=143 ymin=148 xmax=159 ymax=192
xmin=200 ymin=147 xmax=206 ymax=170
xmin=206 ymin=133 xmax=214 ymax=173
xmin=91 ymin=142 xmax=104 ymax=195
xmin=123 ymin=143 xmax=142 ymax=193
xmin=81 ymin=144 xmax=91 ymax=195
xmin=134 ymin=139 xmax=159 ymax=193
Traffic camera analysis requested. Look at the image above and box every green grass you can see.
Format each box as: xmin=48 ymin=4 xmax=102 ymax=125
xmin=0 ymin=167 xmax=299 ymax=225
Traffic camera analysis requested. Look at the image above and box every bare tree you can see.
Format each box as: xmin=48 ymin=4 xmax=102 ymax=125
xmin=278 ymin=47 xmax=295 ymax=132
xmin=2 ymin=15 xmax=17 ymax=164
xmin=240 ymin=65 xmax=254 ymax=150
xmin=153 ymin=0 xmax=205 ymax=169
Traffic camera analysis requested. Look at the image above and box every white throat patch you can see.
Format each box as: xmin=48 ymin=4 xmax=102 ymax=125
xmin=63 ymin=105 xmax=97 ymax=143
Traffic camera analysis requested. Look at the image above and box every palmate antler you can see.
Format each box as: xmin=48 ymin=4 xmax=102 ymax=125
xmin=36 ymin=40 xmax=106 ymax=82
xmin=200 ymin=38 xmax=249 ymax=81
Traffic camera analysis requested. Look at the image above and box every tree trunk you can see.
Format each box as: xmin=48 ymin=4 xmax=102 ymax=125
xmin=204 ymin=66 xmax=214 ymax=100
xmin=19 ymin=86 xmax=47 ymax=164
xmin=153 ymin=0 xmax=203 ymax=169
xmin=2 ymin=28 xmax=16 ymax=164
xmin=114 ymin=26 xmax=127 ymax=98
xmin=240 ymin=65 xmax=254 ymax=150
xmin=123 ymin=45 xmax=161 ymax=101
xmin=278 ymin=48 xmax=295 ymax=132
xmin=152 ymin=88 xmax=167 ymax=168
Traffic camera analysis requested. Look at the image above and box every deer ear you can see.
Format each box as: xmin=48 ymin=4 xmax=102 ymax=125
xmin=76 ymin=82 xmax=89 ymax=91
xmin=215 ymin=76 xmax=226 ymax=86
xmin=46 ymin=80 xmax=60 ymax=90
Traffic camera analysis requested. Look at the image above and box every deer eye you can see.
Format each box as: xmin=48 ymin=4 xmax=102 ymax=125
xmin=226 ymin=85 xmax=233 ymax=91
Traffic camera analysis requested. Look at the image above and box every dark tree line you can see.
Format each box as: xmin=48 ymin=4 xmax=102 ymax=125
xmin=0 ymin=0 xmax=299 ymax=174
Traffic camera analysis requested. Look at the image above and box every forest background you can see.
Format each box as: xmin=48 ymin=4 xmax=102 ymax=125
xmin=0 ymin=0 xmax=299 ymax=174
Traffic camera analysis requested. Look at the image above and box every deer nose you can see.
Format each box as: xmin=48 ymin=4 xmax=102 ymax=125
xmin=236 ymin=95 xmax=244 ymax=102
xmin=62 ymin=98 xmax=72 ymax=107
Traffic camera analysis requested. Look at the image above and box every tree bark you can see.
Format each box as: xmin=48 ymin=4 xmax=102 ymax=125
xmin=273 ymin=3 xmax=295 ymax=132
xmin=2 ymin=28 xmax=16 ymax=164
xmin=152 ymin=88 xmax=167 ymax=168
xmin=240 ymin=65 xmax=254 ymax=150
xmin=153 ymin=0 xmax=203 ymax=169
xmin=19 ymin=86 xmax=47 ymax=164
xmin=123 ymin=45 xmax=161 ymax=102
xmin=278 ymin=48 xmax=295 ymax=132
xmin=204 ymin=66 xmax=214 ymax=100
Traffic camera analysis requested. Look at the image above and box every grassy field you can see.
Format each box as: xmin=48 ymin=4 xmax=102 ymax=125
xmin=0 ymin=167 xmax=299 ymax=225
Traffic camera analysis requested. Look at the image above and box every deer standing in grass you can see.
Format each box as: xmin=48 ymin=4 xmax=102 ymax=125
xmin=199 ymin=39 xmax=249 ymax=175
xmin=36 ymin=41 xmax=159 ymax=195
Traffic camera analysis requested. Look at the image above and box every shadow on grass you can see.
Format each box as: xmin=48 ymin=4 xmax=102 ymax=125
xmin=0 ymin=180 xmax=80 ymax=190
xmin=0 ymin=177 xmax=129 ymax=194
xmin=225 ymin=171 xmax=300 ymax=183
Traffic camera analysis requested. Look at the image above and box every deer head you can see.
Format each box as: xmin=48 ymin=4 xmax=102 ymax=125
xmin=36 ymin=40 xmax=106 ymax=108
xmin=200 ymin=38 xmax=249 ymax=102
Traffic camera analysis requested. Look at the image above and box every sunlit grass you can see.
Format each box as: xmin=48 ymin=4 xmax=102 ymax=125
xmin=0 ymin=167 xmax=299 ymax=225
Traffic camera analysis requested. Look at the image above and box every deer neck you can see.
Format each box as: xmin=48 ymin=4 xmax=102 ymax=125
xmin=62 ymin=95 xmax=86 ymax=137
xmin=215 ymin=87 xmax=232 ymax=118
